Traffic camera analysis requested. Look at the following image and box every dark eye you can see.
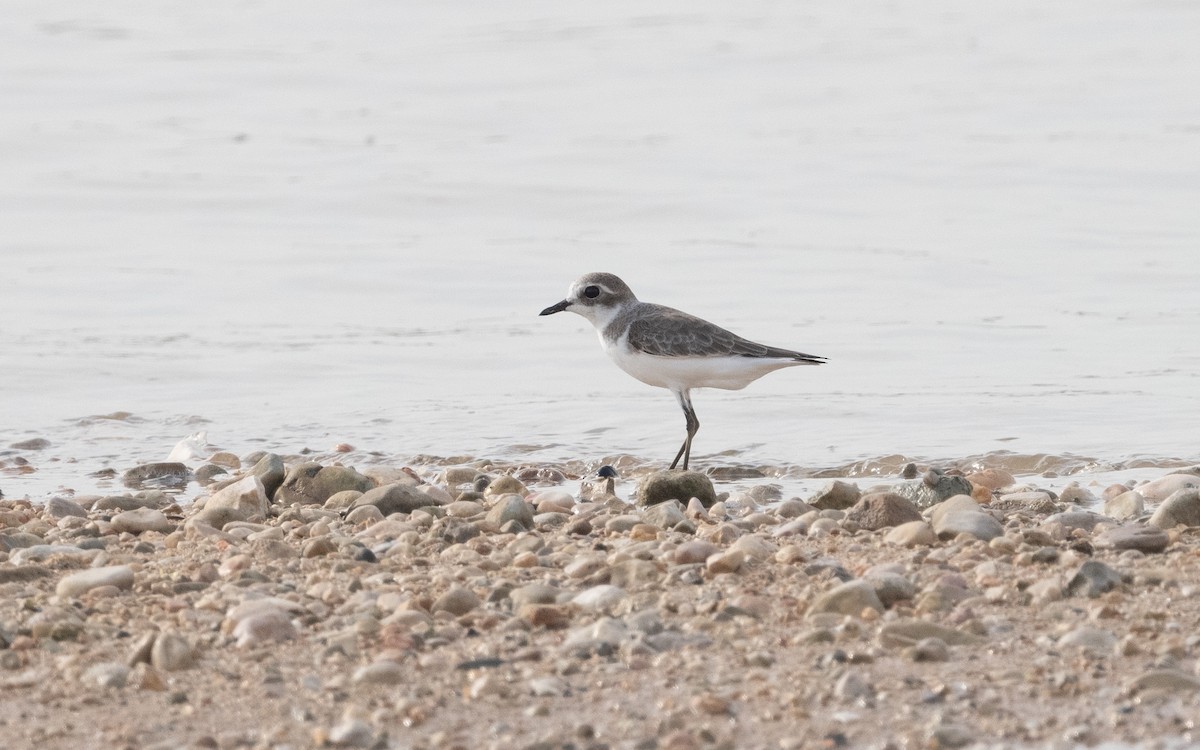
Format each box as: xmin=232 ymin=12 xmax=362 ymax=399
xmin=583 ymin=285 xmax=601 ymax=299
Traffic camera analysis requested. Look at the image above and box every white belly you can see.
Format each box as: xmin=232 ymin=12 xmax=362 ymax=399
xmin=603 ymin=334 xmax=803 ymax=392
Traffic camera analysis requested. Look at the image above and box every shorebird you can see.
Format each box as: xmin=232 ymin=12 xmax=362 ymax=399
xmin=539 ymin=272 xmax=825 ymax=470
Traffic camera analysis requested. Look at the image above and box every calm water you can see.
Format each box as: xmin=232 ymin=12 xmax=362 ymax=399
xmin=3 ymin=1 xmax=1199 ymax=499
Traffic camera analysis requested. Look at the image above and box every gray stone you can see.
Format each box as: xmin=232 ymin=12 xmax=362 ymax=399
xmin=990 ymin=491 xmax=1058 ymax=514
xmin=194 ymin=464 xmax=228 ymax=485
xmin=275 ymin=464 xmax=372 ymax=505
xmin=1058 ymin=626 xmax=1116 ymax=654
xmin=10 ymin=437 xmax=51 ymax=450
xmin=206 ymin=475 xmax=269 ymax=518
xmin=324 ymin=490 xmax=365 ymax=510
xmin=1044 ymin=510 xmax=1112 ymax=532
xmin=484 ymin=475 xmax=528 ymax=497
xmin=807 ymin=580 xmax=884 ymax=618
xmin=909 ymin=637 xmax=950 ymax=662
xmin=109 ymin=508 xmax=175 ymax=535
xmin=433 ymin=586 xmax=480 ymax=615
xmin=1136 ymin=473 xmax=1200 ymax=502
xmin=1149 ymin=488 xmax=1200 ymax=529
xmin=866 ymin=572 xmax=917 ymax=607
xmin=636 ymin=470 xmax=717 ymax=508
xmin=1104 ymin=490 xmax=1145 ymax=521
xmin=187 ymin=505 xmax=252 ymax=529
xmin=150 ymin=632 xmax=196 ymax=671
xmin=485 ymin=495 xmax=534 ymax=529
xmin=122 ymin=462 xmax=190 ymax=489
xmin=927 ymin=495 xmax=981 ymax=525
xmin=326 ymin=719 xmax=376 ymax=748
xmin=1057 ymin=483 xmax=1099 ymax=505
xmin=509 ymin=583 xmax=559 ymax=609
xmin=885 ymin=521 xmax=937 ymax=547
xmin=352 ymin=660 xmax=406 ymax=687
xmin=809 ymin=480 xmax=861 ymax=510
xmin=609 ymin=559 xmax=663 ymax=587
xmin=354 ymin=482 xmax=439 ymax=516
xmin=893 ymin=472 xmax=974 ymax=510
xmin=844 ymin=492 xmax=922 ymax=530
xmin=250 ymin=453 xmax=287 ymax=499
xmin=57 ymin=565 xmax=135 ymax=598
xmin=1129 ymin=669 xmax=1200 ymax=694
xmin=933 ymin=510 xmax=1003 ymax=541
xmin=45 ymin=497 xmax=88 ymax=519
xmin=1095 ymin=524 xmax=1169 ymax=553
xmin=0 ymin=564 xmax=53 ymax=584
xmin=673 ymin=540 xmax=720 ymax=564
xmin=642 ymin=500 xmax=687 ymax=529
xmin=1065 ymin=560 xmax=1122 ymax=598
xmin=93 ymin=494 xmax=165 ymax=511
xmin=878 ymin=620 xmax=984 ymax=648
xmin=572 ymin=585 xmax=626 ymax=611
xmin=82 ymin=662 xmax=130 ymax=688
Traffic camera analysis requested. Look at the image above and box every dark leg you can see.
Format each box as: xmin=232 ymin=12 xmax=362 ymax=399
xmin=668 ymin=390 xmax=700 ymax=470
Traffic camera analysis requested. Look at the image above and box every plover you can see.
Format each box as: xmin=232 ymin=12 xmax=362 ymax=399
xmin=539 ymin=272 xmax=825 ymax=470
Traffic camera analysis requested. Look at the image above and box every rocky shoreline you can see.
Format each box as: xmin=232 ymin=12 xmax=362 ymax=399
xmin=1 ymin=451 xmax=1200 ymax=749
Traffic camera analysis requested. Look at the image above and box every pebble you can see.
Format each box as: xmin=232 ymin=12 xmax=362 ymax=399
xmin=109 ymin=507 xmax=175 ymax=535
xmin=885 ymin=521 xmax=937 ymax=547
xmin=1128 ymin=669 xmax=1200 ymax=694
xmin=705 ymin=548 xmax=744 ymax=575
xmin=809 ymin=480 xmax=861 ymax=510
xmin=844 ymin=492 xmax=922 ymax=530
xmin=485 ymin=495 xmax=534 ymax=529
xmin=344 ymin=505 xmax=384 ymax=525
xmin=808 ymin=580 xmax=884 ymax=618
xmin=1065 ymin=560 xmax=1122 ymax=598
xmin=352 ymin=659 xmax=406 ymax=686
xmin=908 ymin=637 xmax=951 ymax=662
xmin=150 ymin=632 xmax=197 ymax=671
xmin=642 ymin=500 xmax=687 ymax=529
xmin=82 ymin=662 xmax=130 ymax=688
xmin=1058 ymin=626 xmax=1116 ymax=655
xmin=56 ymin=565 xmax=135 ymax=598
xmin=932 ymin=509 xmax=1003 ymax=542
xmin=45 ymin=497 xmax=88 ymax=519
xmin=879 ymin=620 xmax=984 ymax=648
xmin=1136 ymin=472 xmax=1200 ymax=502
xmin=572 ymin=584 xmax=626 ymax=611
xmin=1104 ymin=490 xmax=1145 ymax=521
xmin=1148 ymin=488 xmax=1200 ymax=529
xmin=965 ymin=467 xmax=1014 ymax=490
xmin=206 ymin=475 xmax=270 ymax=518
xmin=122 ymin=462 xmax=190 ymax=488
xmin=893 ymin=472 xmax=973 ymax=510
xmin=230 ymin=609 xmax=298 ymax=648
xmin=529 ymin=676 xmax=570 ymax=697
xmin=433 ymin=586 xmax=480 ymax=616
xmin=325 ymin=718 xmax=376 ymax=748
xmin=484 ymin=474 xmax=528 ymax=497
xmin=277 ymin=464 xmax=372 ymax=505
xmin=355 ymin=482 xmax=439 ymax=516
xmin=674 ymin=540 xmax=719 ymax=564
xmin=991 ymin=490 xmax=1058 ymax=514
xmin=1094 ymin=525 xmax=1169 ymax=553
xmin=636 ymin=470 xmax=717 ymax=507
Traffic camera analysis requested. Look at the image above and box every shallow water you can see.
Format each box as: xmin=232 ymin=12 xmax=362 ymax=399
xmin=3 ymin=1 xmax=1199 ymax=499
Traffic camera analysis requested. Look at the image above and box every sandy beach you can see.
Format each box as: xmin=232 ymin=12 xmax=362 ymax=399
xmin=2 ymin=449 xmax=1200 ymax=749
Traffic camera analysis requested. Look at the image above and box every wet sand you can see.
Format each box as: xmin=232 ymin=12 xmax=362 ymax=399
xmin=2 ymin=450 xmax=1199 ymax=749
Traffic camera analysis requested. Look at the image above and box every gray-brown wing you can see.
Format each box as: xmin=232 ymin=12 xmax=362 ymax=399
xmin=625 ymin=304 xmax=825 ymax=363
